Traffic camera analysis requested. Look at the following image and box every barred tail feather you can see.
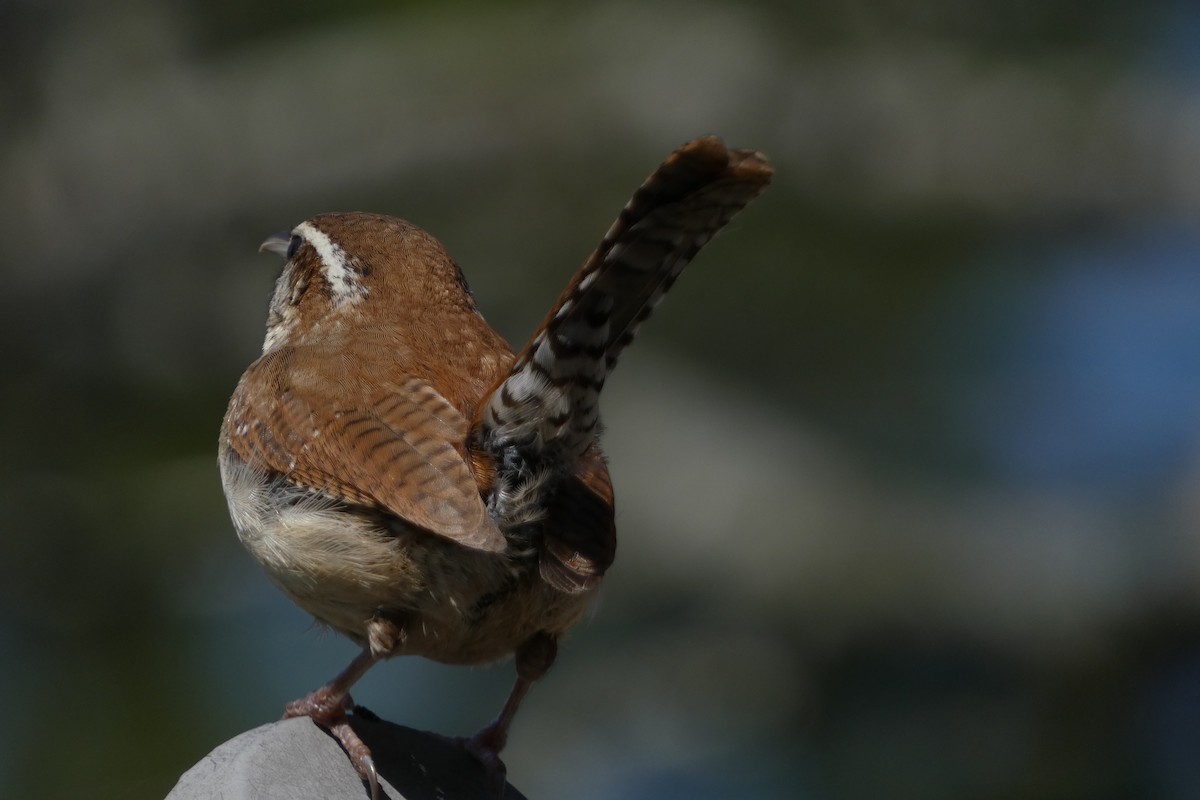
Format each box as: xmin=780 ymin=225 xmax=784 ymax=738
xmin=478 ymin=136 xmax=772 ymax=459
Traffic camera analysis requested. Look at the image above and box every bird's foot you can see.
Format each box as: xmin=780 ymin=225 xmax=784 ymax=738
xmin=285 ymin=688 xmax=380 ymax=800
xmin=434 ymin=721 xmax=509 ymax=799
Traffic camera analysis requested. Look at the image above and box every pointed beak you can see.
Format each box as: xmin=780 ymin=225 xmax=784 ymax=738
xmin=259 ymin=230 xmax=292 ymax=257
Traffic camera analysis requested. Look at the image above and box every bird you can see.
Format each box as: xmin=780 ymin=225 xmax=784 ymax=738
xmin=218 ymin=136 xmax=772 ymax=798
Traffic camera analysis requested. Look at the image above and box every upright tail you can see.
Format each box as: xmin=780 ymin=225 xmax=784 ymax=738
xmin=477 ymin=136 xmax=773 ymax=459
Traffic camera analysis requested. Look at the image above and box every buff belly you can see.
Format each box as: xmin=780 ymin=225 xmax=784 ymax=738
xmin=219 ymin=447 xmax=593 ymax=664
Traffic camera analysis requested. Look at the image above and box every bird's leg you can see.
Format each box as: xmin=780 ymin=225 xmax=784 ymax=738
xmin=284 ymin=647 xmax=381 ymax=799
xmin=464 ymin=632 xmax=559 ymax=796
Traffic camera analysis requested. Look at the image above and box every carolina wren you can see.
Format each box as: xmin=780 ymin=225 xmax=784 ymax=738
xmin=218 ymin=136 xmax=772 ymax=797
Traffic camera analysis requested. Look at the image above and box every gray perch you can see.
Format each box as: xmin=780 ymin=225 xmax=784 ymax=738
xmin=167 ymin=716 xmax=527 ymax=800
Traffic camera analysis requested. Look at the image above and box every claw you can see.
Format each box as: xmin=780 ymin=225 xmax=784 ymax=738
xmin=431 ymin=727 xmax=508 ymax=800
xmin=286 ymin=685 xmax=381 ymax=799
xmin=363 ymin=757 xmax=380 ymax=800
xmin=340 ymin=735 xmax=379 ymax=800
xmin=330 ymin=716 xmax=380 ymax=800
xmin=464 ymin=728 xmax=508 ymax=800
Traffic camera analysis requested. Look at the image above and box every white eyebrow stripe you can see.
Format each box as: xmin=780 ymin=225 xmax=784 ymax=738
xmin=294 ymin=221 xmax=366 ymax=303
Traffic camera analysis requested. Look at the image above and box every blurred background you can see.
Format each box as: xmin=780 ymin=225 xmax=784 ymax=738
xmin=4 ymin=1 xmax=1200 ymax=798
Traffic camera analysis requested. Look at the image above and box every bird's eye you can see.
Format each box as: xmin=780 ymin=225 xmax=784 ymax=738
xmin=286 ymin=235 xmax=303 ymax=260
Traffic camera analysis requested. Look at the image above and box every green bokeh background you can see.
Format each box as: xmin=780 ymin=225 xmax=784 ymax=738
xmin=4 ymin=2 xmax=1200 ymax=798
